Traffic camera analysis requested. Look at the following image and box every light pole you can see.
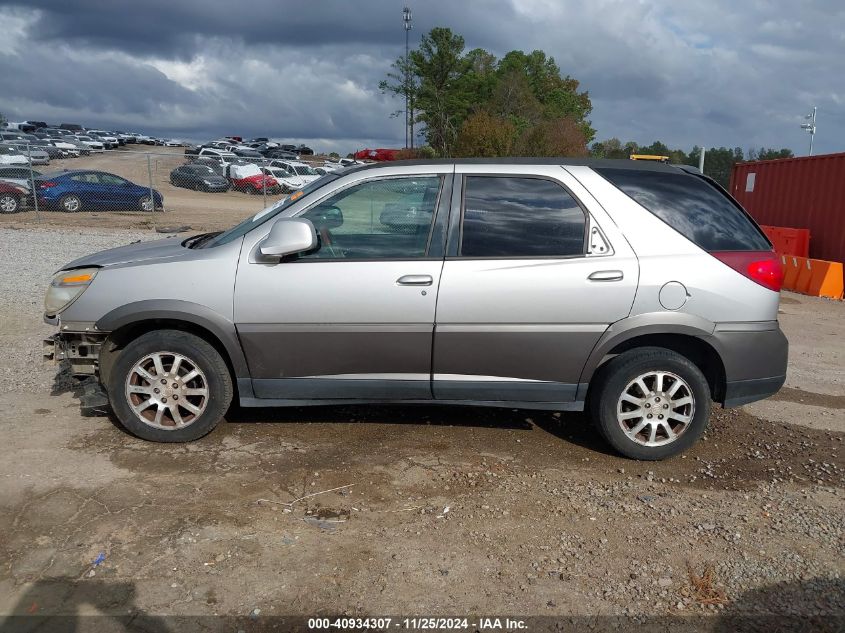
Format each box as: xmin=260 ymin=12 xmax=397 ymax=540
xmin=800 ymin=106 xmax=817 ymax=156
xmin=403 ymin=5 xmax=412 ymax=149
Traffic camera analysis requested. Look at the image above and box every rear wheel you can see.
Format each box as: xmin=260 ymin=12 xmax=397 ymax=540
xmin=0 ymin=193 xmax=20 ymax=214
xmin=60 ymin=195 xmax=82 ymax=212
xmin=589 ymin=347 xmax=711 ymax=460
xmin=107 ymin=330 xmax=232 ymax=442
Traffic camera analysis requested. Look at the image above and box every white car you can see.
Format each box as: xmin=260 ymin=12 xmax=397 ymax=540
xmin=49 ymin=140 xmax=81 ymax=157
xmin=198 ymin=148 xmax=238 ymax=165
xmin=0 ymin=145 xmax=29 ymax=165
xmin=87 ymin=130 xmax=119 ymax=149
xmin=163 ymin=139 xmax=183 ymax=147
xmin=260 ymin=166 xmax=304 ymax=192
xmin=73 ymin=135 xmax=105 ymax=152
xmin=270 ymin=160 xmax=321 ymax=185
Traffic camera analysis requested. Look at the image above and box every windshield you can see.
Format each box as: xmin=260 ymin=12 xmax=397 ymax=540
xmin=201 ymin=174 xmax=340 ymax=248
xmin=293 ymin=165 xmax=318 ymax=176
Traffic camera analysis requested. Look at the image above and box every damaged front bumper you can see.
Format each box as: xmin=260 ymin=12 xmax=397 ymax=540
xmin=43 ymin=322 xmax=108 ymax=377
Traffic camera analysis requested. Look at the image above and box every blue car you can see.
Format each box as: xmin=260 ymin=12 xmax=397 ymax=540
xmin=35 ymin=169 xmax=163 ymax=212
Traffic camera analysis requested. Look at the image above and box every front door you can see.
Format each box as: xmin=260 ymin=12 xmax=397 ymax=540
xmin=234 ymin=170 xmax=452 ymax=400
xmin=432 ymin=166 xmax=639 ymax=404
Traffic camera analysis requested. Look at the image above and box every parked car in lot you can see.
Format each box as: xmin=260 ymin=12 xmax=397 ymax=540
xmin=86 ymin=131 xmax=119 ymax=149
xmin=0 ymin=145 xmax=29 ymax=165
xmin=72 ymin=135 xmax=104 ymax=153
xmin=265 ymin=149 xmax=299 ymax=160
xmin=169 ymin=164 xmax=230 ymax=192
xmin=28 ymin=139 xmax=63 ymax=160
xmin=270 ymin=160 xmax=321 ymax=185
xmin=226 ymin=163 xmax=279 ymax=194
xmin=260 ymin=166 xmax=304 ymax=192
xmin=35 ymin=170 xmax=163 ymax=212
xmin=198 ymin=148 xmax=237 ymax=165
xmin=0 ymin=180 xmax=29 ymax=213
xmin=40 ymin=159 xmax=788 ymax=458
xmin=0 ymin=166 xmax=42 ymax=190
xmin=232 ymin=147 xmax=264 ymax=160
xmin=59 ymin=136 xmax=92 ymax=156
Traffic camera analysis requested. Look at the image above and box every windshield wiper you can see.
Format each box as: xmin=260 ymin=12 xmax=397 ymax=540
xmin=184 ymin=231 xmax=222 ymax=249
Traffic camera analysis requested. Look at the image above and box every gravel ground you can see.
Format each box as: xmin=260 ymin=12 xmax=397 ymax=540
xmin=0 ymin=227 xmax=842 ymax=629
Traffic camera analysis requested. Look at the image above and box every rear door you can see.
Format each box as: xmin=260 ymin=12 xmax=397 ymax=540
xmin=432 ymin=165 xmax=639 ymax=404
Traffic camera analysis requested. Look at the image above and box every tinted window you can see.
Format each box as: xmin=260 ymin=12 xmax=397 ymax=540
xmin=301 ymin=176 xmax=441 ymax=259
xmin=460 ymin=176 xmax=585 ymax=257
xmin=597 ymin=168 xmax=770 ymax=251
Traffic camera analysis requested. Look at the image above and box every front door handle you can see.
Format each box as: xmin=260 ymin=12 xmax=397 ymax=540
xmin=588 ymin=270 xmax=624 ymax=282
xmin=396 ymin=274 xmax=433 ymax=286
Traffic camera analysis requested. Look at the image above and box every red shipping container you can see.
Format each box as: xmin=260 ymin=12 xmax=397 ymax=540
xmin=730 ymin=152 xmax=845 ymax=264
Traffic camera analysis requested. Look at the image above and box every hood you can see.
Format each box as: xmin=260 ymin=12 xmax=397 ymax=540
xmin=60 ymin=236 xmax=188 ymax=270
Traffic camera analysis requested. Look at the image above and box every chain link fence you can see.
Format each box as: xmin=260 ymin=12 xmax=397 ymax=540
xmin=0 ymin=143 xmax=317 ymax=231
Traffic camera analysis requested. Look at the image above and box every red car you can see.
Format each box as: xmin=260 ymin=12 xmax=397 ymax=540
xmin=225 ymin=164 xmax=280 ymax=194
xmin=353 ymin=148 xmax=400 ymax=161
xmin=0 ymin=180 xmax=29 ymax=214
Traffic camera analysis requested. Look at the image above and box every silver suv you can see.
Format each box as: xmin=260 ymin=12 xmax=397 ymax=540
xmin=43 ymin=159 xmax=788 ymax=460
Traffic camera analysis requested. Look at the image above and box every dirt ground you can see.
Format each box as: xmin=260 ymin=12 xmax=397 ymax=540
xmin=0 ymin=223 xmax=843 ymax=631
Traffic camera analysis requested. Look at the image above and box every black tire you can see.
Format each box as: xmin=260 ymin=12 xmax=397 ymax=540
xmin=246 ymin=185 xmax=258 ymax=195
xmin=107 ymin=330 xmax=233 ymax=442
xmin=589 ymin=347 xmax=711 ymax=460
xmin=59 ymin=194 xmax=82 ymax=212
xmin=0 ymin=193 xmax=20 ymax=214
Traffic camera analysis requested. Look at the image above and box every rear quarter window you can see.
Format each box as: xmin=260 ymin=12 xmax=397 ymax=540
xmin=596 ymin=168 xmax=770 ymax=251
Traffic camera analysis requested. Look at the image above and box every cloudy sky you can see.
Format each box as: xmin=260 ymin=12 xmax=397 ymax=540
xmin=1 ymin=0 xmax=842 ymax=155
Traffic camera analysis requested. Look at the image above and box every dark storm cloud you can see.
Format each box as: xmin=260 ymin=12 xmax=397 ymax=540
xmin=0 ymin=1 xmax=842 ymax=154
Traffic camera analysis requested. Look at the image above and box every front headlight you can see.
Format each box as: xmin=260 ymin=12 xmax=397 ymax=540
xmin=44 ymin=267 xmax=98 ymax=315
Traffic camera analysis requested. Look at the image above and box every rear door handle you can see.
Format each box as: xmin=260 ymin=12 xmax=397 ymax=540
xmin=588 ymin=270 xmax=624 ymax=282
xmin=396 ymin=274 xmax=433 ymax=286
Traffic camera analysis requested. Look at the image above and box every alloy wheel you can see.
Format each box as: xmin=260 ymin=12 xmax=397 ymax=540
xmin=125 ymin=351 xmax=209 ymax=430
xmin=616 ymin=371 xmax=695 ymax=446
xmin=0 ymin=194 xmax=19 ymax=213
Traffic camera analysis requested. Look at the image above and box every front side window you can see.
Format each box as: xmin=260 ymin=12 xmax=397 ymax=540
xmin=300 ymin=176 xmax=442 ymax=259
xmin=460 ymin=176 xmax=586 ymax=257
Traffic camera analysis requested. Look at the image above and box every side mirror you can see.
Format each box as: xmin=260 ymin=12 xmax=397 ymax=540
xmin=310 ymin=205 xmax=343 ymax=229
xmin=260 ymin=218 xmax=317 ymax=257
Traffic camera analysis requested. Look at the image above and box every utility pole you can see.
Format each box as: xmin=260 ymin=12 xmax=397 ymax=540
xmin=403 ymin=5 xmax=413 ymax=150
xmin=800 ymin=106 xmax=817 ymax=156
xmin=698 ymin=146 xmax=706 ymax=174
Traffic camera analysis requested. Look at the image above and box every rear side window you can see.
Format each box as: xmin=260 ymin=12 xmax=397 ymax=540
xmin=597 ymin=168 xmax=769 ymax=251
xmin=460 ymin=176 xmax=586 ymax=257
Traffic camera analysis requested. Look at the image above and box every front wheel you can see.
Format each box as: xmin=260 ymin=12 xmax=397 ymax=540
xmin=0 ymin=193 xmax=20 ymax=214
xmin=139 ymin=196 xmax=155 ymax=212
xmin=107 ymin=330 xmax=233 ymax=442
xmin=589 ymin=347 xmax=711 ymax=460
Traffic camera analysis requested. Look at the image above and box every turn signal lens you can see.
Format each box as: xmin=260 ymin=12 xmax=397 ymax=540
xmin=60 ymin=272 xmax=94 ymax=284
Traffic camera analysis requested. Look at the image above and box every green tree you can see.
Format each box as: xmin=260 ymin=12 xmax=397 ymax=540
xmin=409 ymin=27 xmax=473 ymax=156
xmin=379 ymin=53 xmax=419 ymax=146
xmin=0 ymin=112 xmax=6 ymax=128
xmin=748 ymin=147 xmax=794 ymax=161
xmin=687 ymin=146 xmax=744 ymax=188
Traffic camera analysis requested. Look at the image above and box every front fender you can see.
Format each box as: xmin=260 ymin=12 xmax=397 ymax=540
xmin=96 ymin=299 xmax=250 ymax=378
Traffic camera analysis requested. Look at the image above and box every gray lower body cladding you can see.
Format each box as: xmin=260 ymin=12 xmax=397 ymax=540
xmin=710 ymin=325 xmax=788 ymax=407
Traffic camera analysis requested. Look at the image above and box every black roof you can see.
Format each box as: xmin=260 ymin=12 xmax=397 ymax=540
xmin=345 ymin=157 xmax=698 ymax=175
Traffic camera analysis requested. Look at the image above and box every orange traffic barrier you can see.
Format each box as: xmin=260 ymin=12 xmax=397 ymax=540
xmin=782 ymin=256 xmax=803 ymax=291
xmin=806 ymin=259 xmax=845 ymax=300
xmin=795 ymin=258 xmax=814 ymax=294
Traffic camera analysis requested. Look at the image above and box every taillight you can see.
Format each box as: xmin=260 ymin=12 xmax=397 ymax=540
xmin=711 ymin=251 xmax=784 ymax=292
xmin=39 ymin=181 xmax=57 ymax=189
